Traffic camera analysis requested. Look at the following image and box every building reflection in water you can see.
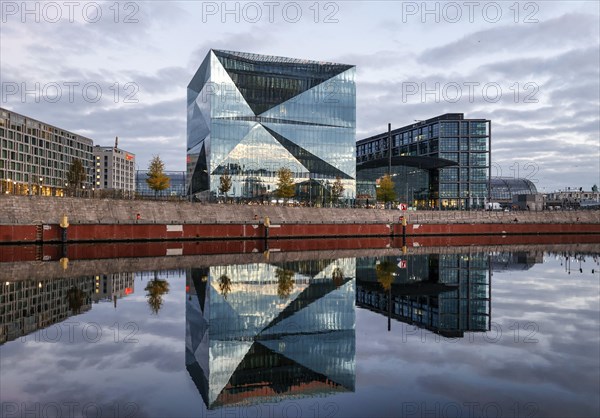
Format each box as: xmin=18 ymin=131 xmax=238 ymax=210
xmin=185 ymin=259 xmax=356 ymax=409
xmin=0 ymin=273 xmax=135 ymax=344
xmin=356 ymin=253 xmax=492 ymax=337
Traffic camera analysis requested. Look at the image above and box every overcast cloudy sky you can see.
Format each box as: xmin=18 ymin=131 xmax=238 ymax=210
xmin=1 ymin=0 xmax=598 ymax=191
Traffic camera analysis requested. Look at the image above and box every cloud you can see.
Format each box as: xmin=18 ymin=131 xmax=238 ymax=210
xmin=418 ymin=13 xmax=600 ymax=65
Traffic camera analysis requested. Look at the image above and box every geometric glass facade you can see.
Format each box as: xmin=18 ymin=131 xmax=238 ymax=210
xmin=357 ymin=113 xmax=491 ymax=209
xmin=187 ymin=50 xmax=356 ymax=200
xmin=185 ymin=259 xmax=356 ymax=409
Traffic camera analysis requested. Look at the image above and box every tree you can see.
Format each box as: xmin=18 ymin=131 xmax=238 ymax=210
xmin=332 ymin=267 xmax=345 ymax=288
xmin=219 ymin=170 xmax=232 ymax=201
xmin=331 ymin=176 xmax=344 ymax=205
xmin=275 ymin=268 xmax=295 ymax=299
xmin=275 ymin=167 xmax=295 ymax=203
xmin=218 ymin=274 xmax=232 ymax=299
xmin=66 ymin=158 xmax=86 ymax=196
xmin=66 ymin=286 xmax=86 ymax=313
xmin=145 ymin=275 xmax=170 ymax=315
xmin=376 ymin=175 xmax=397 ymax=207
xmin=146 ymin=155 xmax=170 ymax=197
xmin=375 ymin=260 xmax=396 ymax=291
xmin=593 ymin=184 xmax=598 ymax=192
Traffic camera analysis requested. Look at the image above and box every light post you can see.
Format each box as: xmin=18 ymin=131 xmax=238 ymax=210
xmin=13 ymin=181 xmax=16 ymax=195
xmin=39 ymin=177 xmax=43 ymax=196
xmin=5 ymin=178 xmax=10 ymax=195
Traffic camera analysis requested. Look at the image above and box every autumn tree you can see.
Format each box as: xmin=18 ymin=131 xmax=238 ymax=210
xmin=376 ymin=175 xmax=397 ymax=208
xmin=375 ymin=260 xmax=396 ymax=291
xmin=219 ymin=170 xmax=232 ymax=201
xmin=275 ymin=268 xmax=295 ymax=299
xmin=146 ymin=155 xmax=170 ymax=197
xmin=331 ymin=176 xmax=344 ymax=205
xmin=66 ymin=158 xmax=86 ymax=196
xmin=145 ymin=275 xmax=170 ymax=315
xmin=275 ymin=167 xmax=295 ymax=203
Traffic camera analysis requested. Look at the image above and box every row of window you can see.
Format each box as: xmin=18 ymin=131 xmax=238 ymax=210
xmin=1 ymin=128 xmax=92 ymax=151
xmin=357 ymin=122 xmax=489 ymax=156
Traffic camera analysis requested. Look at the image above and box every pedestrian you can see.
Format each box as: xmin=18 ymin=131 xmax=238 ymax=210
xmin=136 ymin=213 xmax=141 ymax=223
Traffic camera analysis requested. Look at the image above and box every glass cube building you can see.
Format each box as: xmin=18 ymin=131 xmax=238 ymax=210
xmin=356 ymin=113 xmax=491 ymax=209
xmin=187 ymin=50 xmax=356 ymax=200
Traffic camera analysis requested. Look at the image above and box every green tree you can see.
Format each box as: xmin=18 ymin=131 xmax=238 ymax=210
xmin=332 ymin=267 xmax=345 ymax=288
xmin=376 ymin=175 xmax=397 ymax=207
xmin=375 ymin=260 xmax=396 ymax=291
xmin=275 ymin=167 xmax=295 ymax=203
xmin=275 ymin=268 xmax=295 ymax=299
xmin=592 ymin=184 xmax=598 ymax=192
xmin=146 ymin=155 xmax=170 ymax=197
xmin=218 ymin=274 xmax=232 ymax=300
xmin=66 ymin=158 xmax=86 ymax=196
xmin=331 ymin=176 xmax=344 ymax=205
xmin=66 ymin=286 xmax=86 ymax=313
xmin=219 ymin=171 xmax=232 ymax=201
xmin=145 ymin=276 xmax=170 ymax=315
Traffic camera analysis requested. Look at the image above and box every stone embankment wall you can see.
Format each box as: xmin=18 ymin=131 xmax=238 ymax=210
xmin=1 ymin=196 xmax=598 ymax=225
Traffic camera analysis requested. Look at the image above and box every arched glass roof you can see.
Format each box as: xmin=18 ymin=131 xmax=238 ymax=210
xmin=490 ymin=178 xmax=538 ymax=200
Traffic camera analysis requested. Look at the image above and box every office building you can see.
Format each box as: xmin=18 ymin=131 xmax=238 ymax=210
xmin=356 ymin=113 xmax=491 ymax=209
xmin=187 ymin=49 xmax=356 ymax=201
xmin=356 ymin=253 xmax=491 ymax=337
xmin=0 ymin=107 xmax=93 ymax=196
xmin=92 ymin=144 xmax=135 ymax=192
xmin=0 ymin=277 xmax=94 ymax=344
xmin=92 ymin=273 xmax=135 ymax=306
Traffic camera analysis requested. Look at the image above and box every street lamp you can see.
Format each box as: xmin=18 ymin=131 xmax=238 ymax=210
xmin=13 ymin=181 xmax=16 ymax=195
xmin=39 ymin=177 xmax=43 ymax=196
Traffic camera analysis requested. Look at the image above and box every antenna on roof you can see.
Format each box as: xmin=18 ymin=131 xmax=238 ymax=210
xmin=114 ymin=136 xmax=118 ymax=149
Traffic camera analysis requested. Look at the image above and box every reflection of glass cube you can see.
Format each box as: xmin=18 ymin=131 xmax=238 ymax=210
xmin=185 ymin=259 xmax=356 ymax=409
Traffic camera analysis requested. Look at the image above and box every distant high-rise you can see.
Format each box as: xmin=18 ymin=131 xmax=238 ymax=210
xmin=92 ymin=145 xmax=135 ymax=192
xmin=187 ymin=49 xmax=356 ymax=200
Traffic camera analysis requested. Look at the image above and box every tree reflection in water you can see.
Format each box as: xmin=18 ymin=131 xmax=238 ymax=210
xmin=145 ymin=273 xmax=170 ymax=314
xmin=275 ymin=268 xmax=295 ymax=299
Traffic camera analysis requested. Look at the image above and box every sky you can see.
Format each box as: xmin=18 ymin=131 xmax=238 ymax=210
xmin=1 ymin=0 xmax=599 ymax=192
